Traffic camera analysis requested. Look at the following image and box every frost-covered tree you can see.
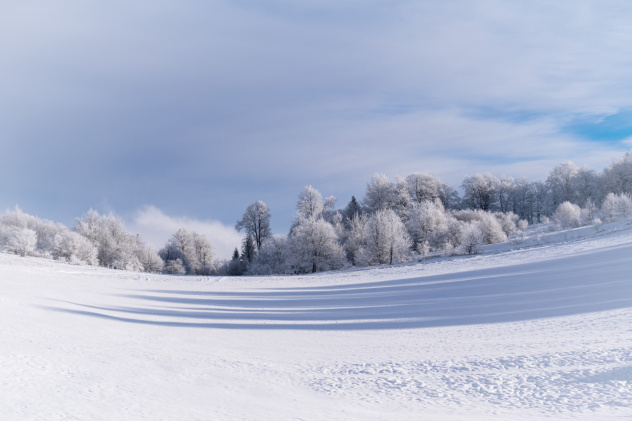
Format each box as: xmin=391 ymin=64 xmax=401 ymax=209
xmin=342 ymin=212 xmax=369 ymax=264
xmin=235 ymin=201 xmax=272 ymax=250
xmin=391 ymin=176 xmax=412 ymax=221
xmin=553 ymin=201 xmax=582 ymax=228
xmin=532 ymin=181 xmax=551 ymax=222
xmin=190 ymin=232 xmax=215 ymax=275
xmin=405 ymin=173 xmax=458 ymax=209
xmin=160 ymin=228 xmax=214 ymax=275
xmin=461 ymin=173 xmax=498 ymax=211
xmin=406 ymin=173 xmax=442 ymax=204
xmin=547 ymin=161 xmax=580 ymax=207
xmin=406 ymin=200 xmax=450 ymax=252
xmin=0 ymin=206 xmax=32 ymax=229
xmin=603 ymin=151 xmax=632 ymax=196
xmin=296 ymin=186 xmax=324 ymax=219
xmin=478 ymin=214 xmax=508 ymax=244
xmin=74 ymin=209 xmax=147 ymax=271
xmin=0 ymin=207 xmax=102 ymax=265
xmin=248 ymin=235 xmax=288 ymax=275
xmin=510 ymin=178 xmax=535 ymax=221
xmin=493 ymin=212 xmax=519 ymax=237
xmin=496 ymin=176 xmax=515 ymax=213
xmin=241 ymin=234 xmax=256 ymax=264
xmin=4 ymin=227 xmax=37 ymax=257
xmin=453 ymin=210 xmax=508 ymax=245
xmin=286 ymin=217 xmax=347 ymax=273
xmin=459 ymin=223 xmax=484 ymax=255
xmin=136 ymin=246 xmax=164 ymax=273
xmin=0 ymin=207 xmax=60 ymax=257
xmin=363 ymin=173 xmax=394 ymax=214
xmin=360 ymin=209 xmax=411 ymax=265
xmin=160 ymin=228 xmax=194 ymax=271
xmin=600 ymin=193 xmax=632 ymax=222
xmin=163 ymin=258 xmax=186 ymax=275
xmin=573 ymin=167 xmax=602 ymax=206
xmin=52 ymin=228 xmax=98 ymax=265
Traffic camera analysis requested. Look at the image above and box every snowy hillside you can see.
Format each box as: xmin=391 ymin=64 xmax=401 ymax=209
xmin=2 ymin=225 xmax=632 ymax=420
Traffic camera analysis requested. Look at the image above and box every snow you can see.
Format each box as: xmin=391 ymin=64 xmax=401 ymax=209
xmin=2 ymin=224 xmax=632 ymax=420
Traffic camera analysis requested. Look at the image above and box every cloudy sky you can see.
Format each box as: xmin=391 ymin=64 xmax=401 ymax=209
xmin=2 ymin=1 xmax=632 ymax=258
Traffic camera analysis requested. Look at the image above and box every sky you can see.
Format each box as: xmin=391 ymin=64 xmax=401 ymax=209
xmin=2 ymin=0 xmax=632 ymax=259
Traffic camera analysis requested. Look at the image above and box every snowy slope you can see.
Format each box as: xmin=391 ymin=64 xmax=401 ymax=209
xmin=2 ymin=227 xmax=632 ymax=420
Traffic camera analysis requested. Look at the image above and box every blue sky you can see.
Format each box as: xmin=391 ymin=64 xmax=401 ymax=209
xmin=2 ymin=1 xmax=632 ymax=258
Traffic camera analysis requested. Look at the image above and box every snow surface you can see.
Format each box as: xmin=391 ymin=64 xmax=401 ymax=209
xmin=2 ymin=224 xmax=632 ymax=420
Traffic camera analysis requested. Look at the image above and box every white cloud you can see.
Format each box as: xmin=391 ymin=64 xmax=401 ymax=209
xmin=4 ymin=1 xmax=632 ymax=231
xmin=127 ymin=206 xmax=242 ymax=261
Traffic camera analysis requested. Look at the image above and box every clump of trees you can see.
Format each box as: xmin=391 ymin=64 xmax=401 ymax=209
xmin=6 ymin=149 xmax=632 ymax=277
xmin=0 ymin=207 xmax=98 ymax=264
xmin=219 ymin=149 xmax=632 ymax=276
xmin=159 ymin=228 xmax=215 ymax=275
xmin=0 ymin=207 xmax=215 ymax=275
xmin=224 ymin=180 xmax=522 ymax=275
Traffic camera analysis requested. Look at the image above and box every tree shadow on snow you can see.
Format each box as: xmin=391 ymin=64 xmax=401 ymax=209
xmin=47 ymin=244 xmax=632 ymax=330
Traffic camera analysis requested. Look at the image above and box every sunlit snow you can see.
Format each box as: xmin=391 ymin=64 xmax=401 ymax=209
xmin=2 ymin=223 xmax=632 ymax=420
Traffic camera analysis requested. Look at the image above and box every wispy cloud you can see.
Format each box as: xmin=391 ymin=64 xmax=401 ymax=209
xmin=127 ymin=206 xmax=242 ymax=260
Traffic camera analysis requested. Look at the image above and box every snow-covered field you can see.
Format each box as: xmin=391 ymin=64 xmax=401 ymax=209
xmin=2 ymin=225 xmax=632 ymax=420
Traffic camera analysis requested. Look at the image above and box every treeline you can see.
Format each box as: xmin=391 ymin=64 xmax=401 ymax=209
xmin=2 ymin=151 xmax=632 ymax=274
xmin=0 ymin=208 xmax=214 ymax=275
xmin=228 ymin=150 xmax=632 ymax=275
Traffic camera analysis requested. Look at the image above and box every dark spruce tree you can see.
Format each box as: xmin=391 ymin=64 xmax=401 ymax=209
xmin=342 ymin=196 xmax=363 ymax=228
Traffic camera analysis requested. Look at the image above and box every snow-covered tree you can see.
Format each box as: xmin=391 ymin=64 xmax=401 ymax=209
xmin=363 ymin=173 xmax=394 ymax=214
xmin=360 ymin=209 xmax=411 ymax=265
xmin=160 ymin=228 xmax=194 ymax=271
xmin=0 ymin=206 xmax=31 ymax=229
xmin=461 ymin=173 xmax=499 ymax=211
xmin=241 ymin=234 xmax=256 ymax=263
xmin=74 ymin=210 xmax=146 ymax=271
xmin=52 ymin=228 xmax=98 ymax=265
xmin=248 ymin=235 xmax=288 ymax=275
xmin=163 ymin=258 xmax=186 ymax=275
xmin=4 ymin=227 xmax=37 ymax=257
xmin=296 ymin=186 xmax=325 ymax=220
xmin=406 ymin=200 xmax=450 ymax=252
xmin=453 ymin=209 xmax=508 ymax=245
xmin=405 ymin=173 xmax=458 ymax=209
xmin=496 ymin=176 xmax=515 ymax=213
xmin=573 ymin=167 xmax=602 ymax=206
xmin=553 ymin=201 xmax=582 ymax=228
xmin=136 ymin=246 xmax=164 ymax=273
xmin=493 ymin=212 xmax=519 ymax=237
xmin=285 ymin=217 xmax=347 ymax=273
xmin=235 ymin=201 xmax=272 ymax=250
xmin=391 ymin=176 xmax=412 ymax=221
xmin=600 ymin=193 xmax=632 ymax=222
xmin=0 ymin=207 xmax=60 ymax=257
xmin=160 ymin=228 xmax=214 ymax=275
xmin=478 ymin=213 xmax=507 ymax=244
xmin=342 ymin=212 xmax=369 ymax=264
xmin=547 ymin=161 xmax=580 ymax=207
xmin=459 ymin=222 xmax=484 ymax=255
xmin=190 ymin=231 xmax=215 ymax=275
xmin=603 ymin=151 xmax=632 ymax=196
